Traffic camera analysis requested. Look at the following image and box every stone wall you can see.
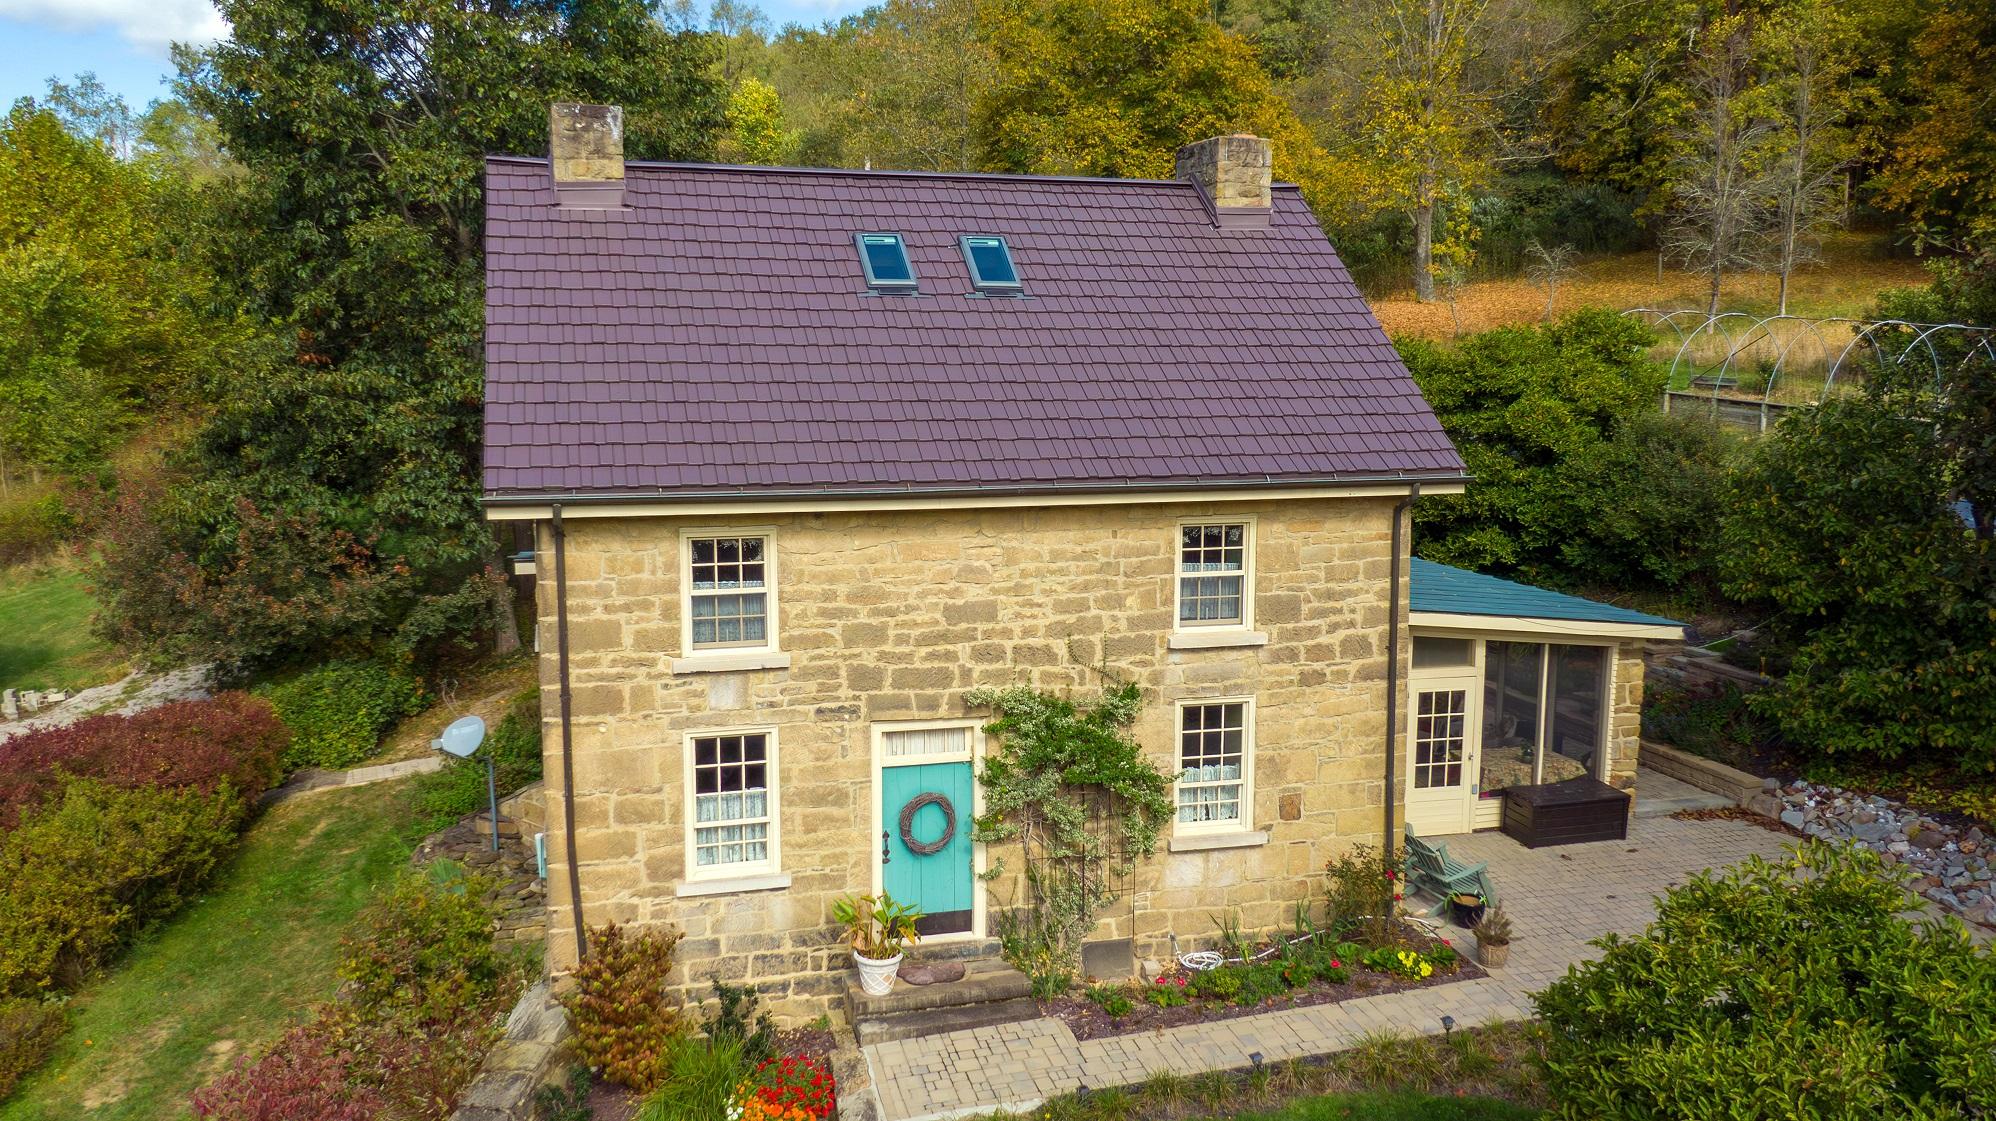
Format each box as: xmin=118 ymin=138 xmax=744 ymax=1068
xmin=527 ymin=496 xmax=1404 ymax=1022
xmin=1606 ymin=641 xmax=1647 ymax=794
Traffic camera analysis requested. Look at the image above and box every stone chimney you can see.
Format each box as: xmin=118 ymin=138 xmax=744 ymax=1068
xmin=1174 ymin=134 xmax=1272 ymax=229
xmin=549 ymin=103 xmax=624 ymax=210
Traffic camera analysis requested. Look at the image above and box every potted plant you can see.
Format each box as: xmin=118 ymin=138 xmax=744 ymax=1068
xmin=831 ymin=892 xmax=924 ymax=996
xmin=1449 ymin=891 xmax=1487 ymax=928
xmin=1472 ymin=906 xmax=1512 ymax=968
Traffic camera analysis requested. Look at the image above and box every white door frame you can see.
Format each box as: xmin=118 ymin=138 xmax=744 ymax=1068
xmin=1404 ymin=666 xmax=1481 ymax=837
xmin=867 ymin=719 xmax=987 ymax=944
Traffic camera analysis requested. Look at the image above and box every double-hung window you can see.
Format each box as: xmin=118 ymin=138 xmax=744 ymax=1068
xmin=1176 ymin=521 xmax=1252 ymax=630
xmin=686 ymin=729 xmax=778 ymax=879
xmin=1176 ymin=699 xmax=1253 ymax=832
xmin=684 ymin=533 xmax=776 ymax=653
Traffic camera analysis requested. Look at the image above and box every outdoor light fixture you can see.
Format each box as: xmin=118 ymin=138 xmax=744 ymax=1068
xmin=1249 ymin=1052 xmax=1264 ymax=1070
xmin=433 ymin=715 xmax=498 ymax=852
xmin=1441 ymin=1015 xmax=1456 ymax=1035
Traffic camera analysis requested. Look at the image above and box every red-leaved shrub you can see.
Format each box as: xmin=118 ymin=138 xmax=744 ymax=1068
xmin=0 ymin=692 xmax=289 ymax=828
xmin=189 ymin=1016 xmax=390 ymax=1121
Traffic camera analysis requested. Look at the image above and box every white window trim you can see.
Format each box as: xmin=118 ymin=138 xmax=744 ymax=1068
xmin=678 ymin=526 xmax=781 ymax=660
xmin=682 ymin=725 xmax=781 ymax=884
xmin=1172 ymin=516 xmax=1256 ymax=635
xmin=1172 ymin=696 xmax=1256 ymax=838
xmin=868 ymin=718 xmax=988 ymax=944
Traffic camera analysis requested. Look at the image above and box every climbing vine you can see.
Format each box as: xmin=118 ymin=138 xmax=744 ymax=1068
xmin=968 ymin=681 xmax=1175 ymax=992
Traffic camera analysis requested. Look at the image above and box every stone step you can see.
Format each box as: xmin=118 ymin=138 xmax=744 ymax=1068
xmin=853 ymin=995 xmax=1042 ymax=1047
xmin=846 ymin=957 xmax=1039 ymax=1046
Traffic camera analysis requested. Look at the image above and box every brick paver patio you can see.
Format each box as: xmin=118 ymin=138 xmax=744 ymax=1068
xmin=861 ymin=785 xmax=1794 ymax=1121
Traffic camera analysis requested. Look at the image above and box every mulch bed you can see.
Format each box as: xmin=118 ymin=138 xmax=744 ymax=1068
xmin=1045 ymin=932 xmax=1485 ymax=1042
xmin=1672 ymin=804 xmax=1804 ymax=838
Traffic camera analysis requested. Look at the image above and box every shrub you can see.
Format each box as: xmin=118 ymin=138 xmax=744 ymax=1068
xmin=411 ymin=688 xmax=542 ymax=833
xmin=337 ymin=863 xmax=504 ymax=1025
xmin=562 ymin=922 xmax=684 ymax=1091
xmin=703 ymin=977 xmax=778 ymax=1066
xmin=0 ymin=491 xmax=72 ymax=567
xmin=1535 ymin=843 xmax=1996 ymax=1119
xmin=258 ymin=659 xmax=425 ymax=770
xmin=0 ymin=692 xmax=289 ymax=829
xmin=1187 ymin=965 xmax=1244 ymax=1003
xmin=190 ymin=1016 xmax=391 ymax=1121
xmin=1324 ymin=845 xmax=1398 ymax=947
xmin=0 ymin=778 xmax=242 ymax=996
xmin=1084 ymin=984 xmax=1134 ymax=1017
xmin=0 ymin=997 xmax=68 ymax=1100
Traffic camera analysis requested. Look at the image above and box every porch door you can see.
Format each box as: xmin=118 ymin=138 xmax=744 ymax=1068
xmin=878 ymin=724 xmax=978 ymax=938
xmin=1405 ymin=672 xmax=1480 ymax=837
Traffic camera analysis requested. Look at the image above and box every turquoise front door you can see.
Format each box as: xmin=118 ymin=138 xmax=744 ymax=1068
xmin=881 ymin=761 xmax=975 ymax=936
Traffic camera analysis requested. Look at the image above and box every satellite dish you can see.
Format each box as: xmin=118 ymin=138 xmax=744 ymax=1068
xmin=434 ymin=715 xmax=487 ymax=759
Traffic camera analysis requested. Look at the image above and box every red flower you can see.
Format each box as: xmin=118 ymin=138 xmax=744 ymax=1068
xmin=1394 ymin=892 xmax=1403 ymax=901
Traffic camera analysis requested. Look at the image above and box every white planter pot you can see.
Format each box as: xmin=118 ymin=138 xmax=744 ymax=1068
xmin=854 ymin=951 xmax=904 ymax=996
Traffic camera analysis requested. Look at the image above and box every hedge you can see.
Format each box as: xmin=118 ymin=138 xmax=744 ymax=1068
xmin=1535 ymin=843 xmax=1996 ymax=1119
xmin=0 ymin=997 xmax=68 ymax=1100
xmin=0 ymin=692 xmax=288 ymax=830
xmin=256 ymin=660 xmax=425 ymax=771
xmin=0 ymin=778 xmax=244 ymax=997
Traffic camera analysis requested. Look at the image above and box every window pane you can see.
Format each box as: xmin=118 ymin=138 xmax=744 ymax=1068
xmin=859 ymin=234 xmax=913 ymax=284
xmin=691 ymin=734 xmax=771 ymax=870
xmin=1479 ymin=641 xmax=1542 ymax=797
xmin=963 ymin=236 xmax=1019 ymax=286
xmin=1412 ymin=637 xmax=1474 ymax=669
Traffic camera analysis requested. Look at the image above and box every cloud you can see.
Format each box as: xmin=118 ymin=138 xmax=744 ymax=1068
xmin=0 ymin=0 xmax=228 ymax=54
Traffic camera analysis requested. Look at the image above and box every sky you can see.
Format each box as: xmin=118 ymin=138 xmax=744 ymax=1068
xmin=1 ymin=0 xmax=868 ymax=113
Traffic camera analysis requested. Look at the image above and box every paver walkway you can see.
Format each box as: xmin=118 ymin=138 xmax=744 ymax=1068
xmin=862 ymin=799 xmax=1794 ymax=1121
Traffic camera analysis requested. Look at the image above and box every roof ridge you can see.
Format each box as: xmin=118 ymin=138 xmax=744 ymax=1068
xmin=484 ymin=154 xmax=1302 ymax=191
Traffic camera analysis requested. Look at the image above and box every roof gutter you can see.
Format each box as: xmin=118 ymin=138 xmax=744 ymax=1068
xmin=1384 ymin=482 xmax=1423 ymax=869
xmin=482 ymin=470 xmax=1472 ymax=510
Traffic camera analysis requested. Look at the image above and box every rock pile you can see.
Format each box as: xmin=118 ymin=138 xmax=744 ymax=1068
xmin=413 ymin=813 xmax=547 ymax=949
xmin=1747 ymin=779 xmax=1996 ymax=930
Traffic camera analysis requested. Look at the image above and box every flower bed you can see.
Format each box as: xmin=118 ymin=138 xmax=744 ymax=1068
xmin=1046 ymin=928 xmax=1480 ymax=1042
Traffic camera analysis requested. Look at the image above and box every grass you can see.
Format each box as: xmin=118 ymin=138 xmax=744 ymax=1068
xmin=981 ymin=1024 xmax=1547 ymax=1121
xmin=0 ymin=563 xmax=127 ymax=693
xmin=0 ymin=780 xmax=422 ymax=1121
xmin=1371 ymin=232 xmax=1929 ymax=340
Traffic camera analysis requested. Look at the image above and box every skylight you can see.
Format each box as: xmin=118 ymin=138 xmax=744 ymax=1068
xmin=960 ymin=236 xmax=1021 ymax=293
xmin=855 ymin=233 xmax=917 ymax=293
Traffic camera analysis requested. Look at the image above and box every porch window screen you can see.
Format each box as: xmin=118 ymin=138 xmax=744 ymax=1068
xmin=1177 ymin=701 xmax=1248 ymax=826
xmin=691 ymin=732 xmax=772 ymax=871
xmin=688 ymin=536 xmax=768 ymax=649
xmin=1178 ymin=523 xmax=1246 ymax=626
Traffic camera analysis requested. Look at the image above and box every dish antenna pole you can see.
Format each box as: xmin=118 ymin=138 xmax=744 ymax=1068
xmin=434 ymin=715 xmax=497 ymax=851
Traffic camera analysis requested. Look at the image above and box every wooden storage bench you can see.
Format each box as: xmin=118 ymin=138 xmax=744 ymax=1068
xmin=1501 ymin=776 xmax=1630 ymax=848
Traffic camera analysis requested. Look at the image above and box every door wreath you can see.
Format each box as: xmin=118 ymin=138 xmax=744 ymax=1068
xmin=898 ymin=791 xmax=957 ymax=856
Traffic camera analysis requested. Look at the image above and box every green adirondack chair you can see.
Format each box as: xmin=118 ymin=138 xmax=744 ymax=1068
xmin=1402 ymin=825 xmax=1498 ymax=917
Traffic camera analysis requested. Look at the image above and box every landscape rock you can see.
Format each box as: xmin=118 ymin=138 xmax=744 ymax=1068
xmin=1768 ymin=777 xmax=1996 ymax=938
xmin=1780 ymin=809 xmax=1807 ymax=829
xmin=897 ymin=960 xmax=966 ymax=986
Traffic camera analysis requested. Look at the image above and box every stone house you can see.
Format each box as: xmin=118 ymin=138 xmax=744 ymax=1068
xmin=482 ymin=105 xmax=1678 ymax=1023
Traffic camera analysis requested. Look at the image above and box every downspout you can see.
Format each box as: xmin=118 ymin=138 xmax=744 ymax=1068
xmin=1383 ymin=483 xmax=1422 ymax=867
xmin=551 ymin=504 xmax=587 ymax=961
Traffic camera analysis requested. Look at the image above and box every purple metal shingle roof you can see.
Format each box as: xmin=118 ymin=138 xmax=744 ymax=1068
xmin=481 ymin=157 xmax=1464 ymax=500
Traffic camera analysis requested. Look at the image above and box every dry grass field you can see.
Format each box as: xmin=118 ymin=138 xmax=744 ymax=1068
xmin=1370 ymin=233 xmax=1931 ymax=340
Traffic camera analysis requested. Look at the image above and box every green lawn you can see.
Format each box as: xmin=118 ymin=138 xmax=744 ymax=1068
xmin=0 ymin=781 xmax=420 ymax=1121
xmin=0 ymin=566 xmax=126 ymax=693
xmin=1228 ymin=1091 xmax=1541 ymax=1120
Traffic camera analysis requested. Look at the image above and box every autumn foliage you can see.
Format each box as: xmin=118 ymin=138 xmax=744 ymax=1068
xmin=561 ymin=922 xmax=685 ymax=1091
xmin=0 ymin=692 xmax=289 ymax=829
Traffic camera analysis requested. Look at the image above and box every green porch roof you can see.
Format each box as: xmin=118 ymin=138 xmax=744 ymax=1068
xmin=1409 ymin=558 xmax=1682 ymax=631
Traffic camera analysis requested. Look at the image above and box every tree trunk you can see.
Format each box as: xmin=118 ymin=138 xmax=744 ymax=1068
xmin=1707 ymin=265 xmax=1723 ymax=317
xmin=1413 ymin=201 xmax=1436 ymax=303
